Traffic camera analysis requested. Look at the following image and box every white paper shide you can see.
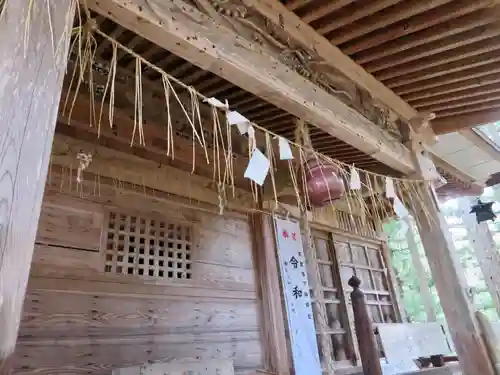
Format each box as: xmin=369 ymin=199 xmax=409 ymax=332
xmin=244 ymin=149 xmax=270 ymax=186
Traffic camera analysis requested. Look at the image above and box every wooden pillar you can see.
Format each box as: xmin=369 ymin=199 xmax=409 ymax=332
xmin=0 ymin=0 xmax=75 ymax=370
xmin=410 ymin=150 xmax=495 ymax=375
xmin=459 ymin=198 xmax=500 ymax=318
xmin=403 ymin=217 xmax=437 ymax=322
xmin=348 ymin=276 xmax=383 ymax=375
xmin=250 ymin=209 xmax=290 ymax=375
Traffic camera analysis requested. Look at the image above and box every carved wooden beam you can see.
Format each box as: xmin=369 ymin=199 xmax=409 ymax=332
xmin=86 ymin=0 xmax=415 ymax=174
xmin=238 ymin=0 xmax=418 ymax=122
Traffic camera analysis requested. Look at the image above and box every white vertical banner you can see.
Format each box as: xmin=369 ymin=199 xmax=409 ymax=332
xmin=273 ymin=217 xmax=322 ymax=375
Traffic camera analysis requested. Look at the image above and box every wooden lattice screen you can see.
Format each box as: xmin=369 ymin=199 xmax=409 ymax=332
xmin=103 ymin=211 xmax=193 ymax=280
xmin=309 ymin=229 xmax=355 ymax=369
xmin=307 ymin=228 xmax=401 ymax=368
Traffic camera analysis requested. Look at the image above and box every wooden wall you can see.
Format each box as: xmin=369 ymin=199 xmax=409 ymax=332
xmin=12 ymin=173 xmax=263 ymax=375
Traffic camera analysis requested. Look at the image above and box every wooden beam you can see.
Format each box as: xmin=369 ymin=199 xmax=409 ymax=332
xmin=354 ymin=5 xmax=500 ymax=64
xmin=433 ymin=110 xmax=500 ymax=134
xmin=346 ymin=0 xmax=495 ymax=55
xmin=410 ymin=150 xmax=495 ymax=375
xmin=58 ymin=88 xmax=250 ymax=188
xmin=50 ymin=133 xmax=254 ymax=210
xmin=433 ymin=156 xmax=478 ymax=186
xmin=236 ymin=0 xmax=418 ymax=122
xmin=0 ymin=0 xmax=75 ymax=369
xmin=459 ymin=198 xmax=500 ymax=317
xmin=86 ymin=0 xmax=415 ymax=174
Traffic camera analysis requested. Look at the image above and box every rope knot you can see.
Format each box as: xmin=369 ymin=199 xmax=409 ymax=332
xmin=76 ymin=151 xmax=93 ymax=183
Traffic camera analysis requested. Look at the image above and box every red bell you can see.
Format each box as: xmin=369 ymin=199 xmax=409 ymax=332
xmin=303 ymin=158 xmax=345 ymax=207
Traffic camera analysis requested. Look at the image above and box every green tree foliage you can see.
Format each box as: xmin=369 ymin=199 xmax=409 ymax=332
xmin=384 ymin=188 xmax=500 ymax=322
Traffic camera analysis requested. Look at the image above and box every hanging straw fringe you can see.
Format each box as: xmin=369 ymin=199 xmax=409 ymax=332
xmin=57 ymin=7 xmax=435 ymax=224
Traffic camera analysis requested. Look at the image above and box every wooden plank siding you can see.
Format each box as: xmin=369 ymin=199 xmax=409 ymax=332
xmin=12 ymin=180 xmax=263 ymax=375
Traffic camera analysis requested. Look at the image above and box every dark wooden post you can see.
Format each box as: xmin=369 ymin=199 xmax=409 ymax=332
xmin=250 ymin=208 xmax=290 ymax=375
xmin=0 ymin=0 xmax=75 ymax=372
xmin=349 ymin=276 xmax=383 ymax=375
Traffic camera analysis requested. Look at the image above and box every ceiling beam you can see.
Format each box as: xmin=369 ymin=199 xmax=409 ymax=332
xmin=436 ymin=100 xmax=500 ymax=118
xmin=376 ymin=35 xmax=500 ymax=81
xmin=396 ymin=64 xmax=500 ymax=97
xmin=414 ymin=83 xmax=500 ymax=109
xmin=365 ymin=23 xmax=500 ymax=74
xmin=385 ymin=50 xmax=500 ymax=89
xmin=354 ymin=4 xmax=500 ymax=64
xmin=87 ymin=0 xmax=415 ymax=173
xmin=328 ymin=0 xmax=453 ymax=46
xmin=403 ymin=72 xmax=500 ymax=102
xmin=425 ymin=94 xmax=500 ymax=113
xmin=432 ymin=109 xmax=500 ymax=134
xmin=346 ymin=0 xmax=494 ymax=55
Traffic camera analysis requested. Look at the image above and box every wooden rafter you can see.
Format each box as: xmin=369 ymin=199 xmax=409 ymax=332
xmin=413 ymin=83 xmax=500 ymax=109
xmin=404 ymin=72 xmax=500 ymax=102
xmin=354 ymin=7 xmax=500 ymax=65
xmin=437 ymin=101 xmax=500 ymax=118
xmin=422 ymin=93 xmax=500 ymax=114
xmin=365 ymin=24 xmax=500 ymax=74
xmin=346 ymin=0 xmax=496 ymax=55
xmin=313 ymin=0 xmax=403 ymax=36
xmin=329 ymin=0 xmax=454 ymax=46
xmin=433 ymin=110 xmax=500 ymax=134
xmin=376 ymin=35 xmax=500 ymax=81
xmin=300 ymin=0 xmax=355 ymax=24
xmin=397 ymin=64 xmax=500 ymax=97
xmin=385 ymin=50 xmax=500 ymax=89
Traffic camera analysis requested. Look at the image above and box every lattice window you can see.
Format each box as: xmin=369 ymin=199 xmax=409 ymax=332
xmin=308 ymin=230 xmax=355 ymax=369
xmin=335 ymin=240 xmax=399 ymax=358
xmin=335 ymin=211 xmax=378 ymax=239
xmin=103 ymin=211 xmax=193 ymax=280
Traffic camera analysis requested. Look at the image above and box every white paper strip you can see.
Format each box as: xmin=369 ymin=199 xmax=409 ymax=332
xmin=274 ymin=217 xmax=322 ymax=375
xmin=204 ymin=97 xmax=228 ymax=109
xmin=278 ymin=136 xmax=294 ymax=160
xmin=385 ymin=177 xmax=396 ymax=198
xmin=417 ymin=152 xmax=440 ymax=181
xmin=349 ymin=166 xmax=361 ymax=190
xmin=393 ymin=197 xmax=409 ymax=219
xmin=227 ymin=111 xmax=251 ymax=136
xmin=237 ymin=122 xmax=250 ymax=136
xmin=244 ymin=148 xmax=270 ymax=186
